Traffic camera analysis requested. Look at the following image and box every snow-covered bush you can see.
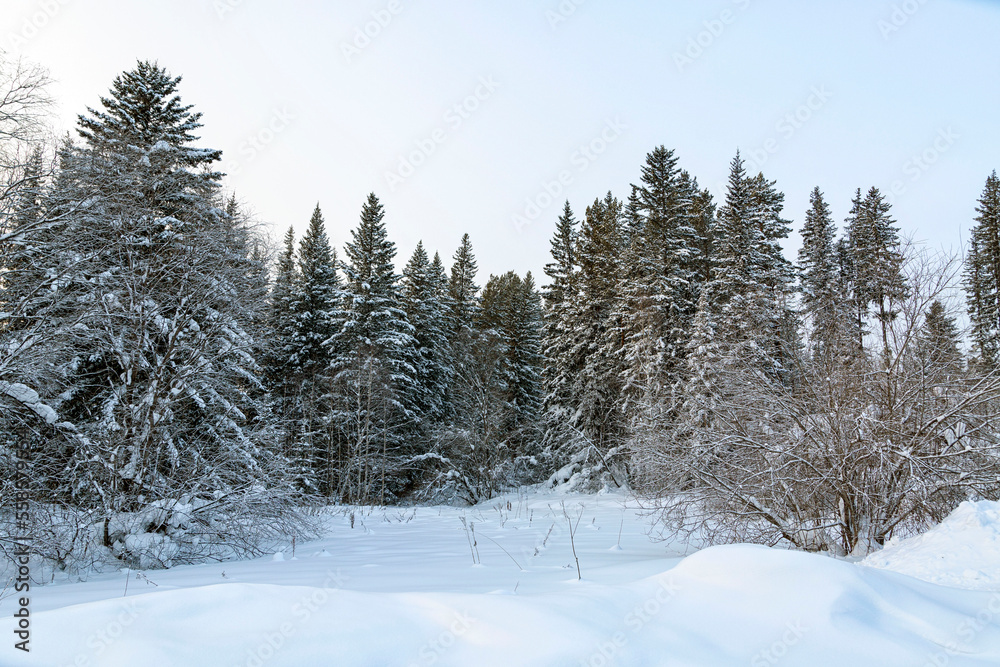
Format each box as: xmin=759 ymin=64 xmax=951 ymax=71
xmin=544 ymin=444 xmax=628 ymax=494
xmin=1 ymin=487 xmax=320 ymax=577
xmin=634 ymin=250 xmax=1000 ymax=556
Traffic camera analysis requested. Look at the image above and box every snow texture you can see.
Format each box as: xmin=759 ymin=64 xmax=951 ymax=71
xmin=861 ymin=500 xmax=1000 ymax=591
xmin=4 ymin=492 xmax=999 ymax=666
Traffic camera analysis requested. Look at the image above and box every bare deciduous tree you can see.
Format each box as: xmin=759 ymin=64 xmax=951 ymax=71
xmin=634 ymin=249 xmax=1000 ymax=556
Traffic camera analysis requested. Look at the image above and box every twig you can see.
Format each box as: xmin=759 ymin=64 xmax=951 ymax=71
xmin=561 ymin=501 xmax=583 ymax=580
xmin=136 ymin=572 xmax=158 ymax=587
xmin=459 ymin=515 xmax=478 ymax=565
xmin=479 ymin=533 xmax=525 ymax=571
xmin=470 ymin=522 xmax=481 ymax=564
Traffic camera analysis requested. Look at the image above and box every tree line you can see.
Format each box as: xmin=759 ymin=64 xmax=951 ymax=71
xmin=0 ymin=60 xmax=544 ymax=568
xmin=2 ymin=57 xmax=999 ymax=569
xmin=540 ymin=146 xmax=1000 ymax=555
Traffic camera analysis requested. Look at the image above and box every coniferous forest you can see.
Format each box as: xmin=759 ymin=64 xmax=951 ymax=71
xmin=4 ymin=57 xmax=1000 ymax=571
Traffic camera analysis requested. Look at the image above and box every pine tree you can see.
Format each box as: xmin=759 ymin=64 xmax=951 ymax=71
xmin=965 ymin=171 xmax=1000 ymax=365
xmin=331 ymin=193 xmax=418 ymax=503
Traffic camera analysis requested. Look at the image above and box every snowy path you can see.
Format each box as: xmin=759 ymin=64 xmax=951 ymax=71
xmin=4 ymin=491 xmax=1000 ymax=666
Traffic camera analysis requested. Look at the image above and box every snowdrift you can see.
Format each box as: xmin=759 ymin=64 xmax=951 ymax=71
xmin=862 ymin=500 xmax=1000 ymax=591
xmin=4 ymin=494 xmax=1000 ymax=666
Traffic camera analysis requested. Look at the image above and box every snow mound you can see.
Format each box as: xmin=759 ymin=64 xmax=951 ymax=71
xmin=861 ymin=500 xmax=1000 ymax=590
xmin=13 ymin=545 xmax=1000 ymax=666
xmin=9 ymin=493 xmax=1000 ymax=666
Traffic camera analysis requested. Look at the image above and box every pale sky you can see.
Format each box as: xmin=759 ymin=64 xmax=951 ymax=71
xmin=3 ymin=0 xmax=999 ymax=281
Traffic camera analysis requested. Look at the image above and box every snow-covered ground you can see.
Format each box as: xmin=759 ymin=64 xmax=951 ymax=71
xmin=861 ymin=500 xmax=1000 ymax=592
xmin=4 ymin=490 xmax=1000 ymax=666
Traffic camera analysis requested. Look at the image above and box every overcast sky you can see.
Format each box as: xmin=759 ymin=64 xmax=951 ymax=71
xmin=3 ymin=0 xmax=999 ymax=281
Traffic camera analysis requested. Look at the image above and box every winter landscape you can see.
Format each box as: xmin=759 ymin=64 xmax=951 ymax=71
xmin=2 ymin=2 xmax=1000 ymax=666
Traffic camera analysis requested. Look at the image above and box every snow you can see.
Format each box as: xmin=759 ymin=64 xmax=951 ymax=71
xmin=861 ymin=500 xmax=1000 ymax=591
xmin=4 ymin=492 xmax=1000 ymax=666
xmin=0 ymin=380 xmax=59 ymax=424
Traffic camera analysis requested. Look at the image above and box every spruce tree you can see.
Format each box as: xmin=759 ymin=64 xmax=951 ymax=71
xmin=569 ymin=192 xmax=625 ymax=450
xmin=540 ymin=202 xmax=579 ymax=436
xmin=846 ymin=187 xmax=908 ymax=363
xmin=918 ymin=300 xmax=962 ymax=373
xmin=612 ymin=147 xmax=699 ymax=401
xmin=264 ymin=226 xmax=302 ymax=475
xmin=710 ymin=153 xmax=796 ymax=382
xmin=430 ymin=251 xmax=455 ymax=335
xmin=266 ymin=226 xmax=298 ymax=385
xmin=965 ymin=171 xmax=1000 ymax=365
xmin=331 ymin=193 xmax=418 ymax=503
xmin=684 ymin=170 xmax=716 ymax=287
xmin=1 ymin=145 xmax=47 ymax=330
xmin=33 ymin=61 xmax=285 ymax=530
xmin=287 ymin=205 xmax=343 ymax=493
xmin=797 ymin=187 xmax=843 ymax=362
xmin=448 ymin=233 xmax=480 ymax=333
xmin=402 ymin=241 xmax=451 ymax=425
xmin=710 ymin=152 xmax=753 ymax=305
xmin=479 ymin=271 xmax=544 ymax=451
xmin=677 ymin=291 xmax=723 ymax=442
xmin=444 ymin=233 xmax=481 ymax=425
